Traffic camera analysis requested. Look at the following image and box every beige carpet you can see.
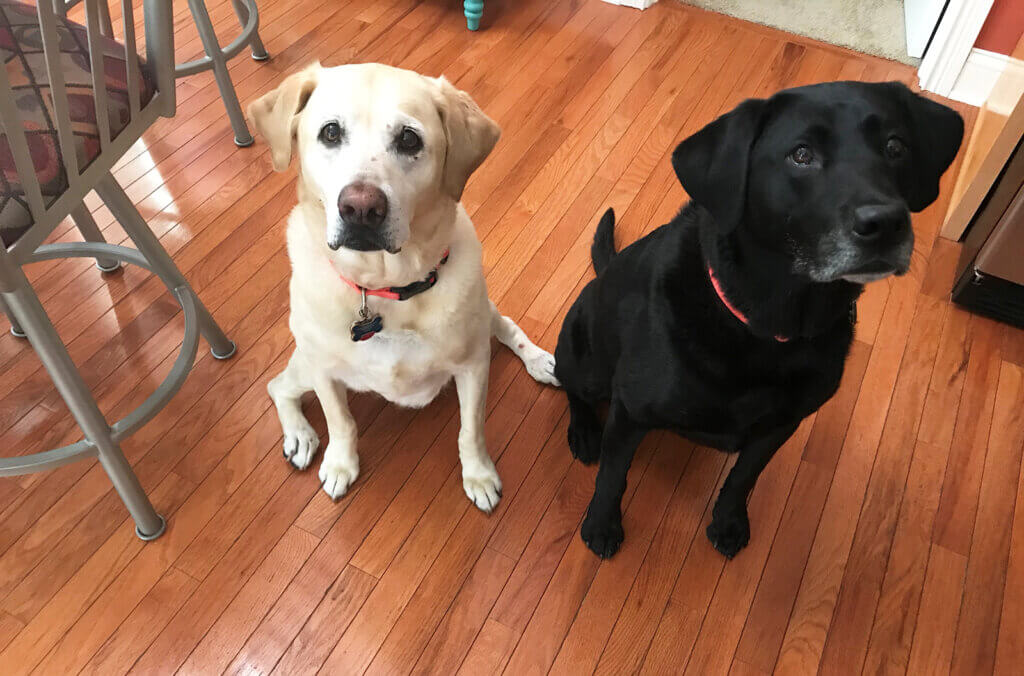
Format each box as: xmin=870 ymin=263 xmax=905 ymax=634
xmin=678 ymin=0 xmax=917 ymax=65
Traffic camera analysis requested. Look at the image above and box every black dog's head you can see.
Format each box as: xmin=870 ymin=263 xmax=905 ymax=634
xmin=672 ymin=81 xmax=963 ymax=284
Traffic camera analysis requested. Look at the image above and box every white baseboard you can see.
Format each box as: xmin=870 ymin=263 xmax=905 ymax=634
xmin=918 ymin=0 xmax=994 ymax=98
xmin=948 ymin=48 xmax=1024 ymax=114
xmin=600 ymin=0 xmax=657 ymax=8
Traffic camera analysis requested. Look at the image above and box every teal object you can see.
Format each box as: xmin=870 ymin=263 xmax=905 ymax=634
xmin=464 ymin=0 xmax=483 ymax=30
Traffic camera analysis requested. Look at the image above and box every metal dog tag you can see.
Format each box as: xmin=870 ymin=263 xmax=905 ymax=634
xmin=351 ymin=289 xmax=383 ymax=342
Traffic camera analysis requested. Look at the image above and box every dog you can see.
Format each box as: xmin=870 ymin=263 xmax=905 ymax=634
xmin=554 ymin=81 xmax=963 ymax=558
xmin=248 ymin=62 xmax=558 ymax=511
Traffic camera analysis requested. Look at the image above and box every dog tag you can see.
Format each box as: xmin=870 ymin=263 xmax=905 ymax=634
xmin=351 ymin=289 xmax=383 ymax=342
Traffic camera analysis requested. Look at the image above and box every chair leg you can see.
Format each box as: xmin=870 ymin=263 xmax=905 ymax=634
xmin=1 ymin=275 xmax=165 ymax=539
xmin=71 ymin=205 xmax=121 ymax=273
xmin=0 ymin=295 xmax=25 ymax=337
xmin=230 ymin=0 xmax=270 ymax=61
xmin=96 ymin=173 xmax=237 ymax=360
xmin=465 ymin=0 xmax=483 ymax=30
xmin=188 ymin=0 xmax=255 ymax=147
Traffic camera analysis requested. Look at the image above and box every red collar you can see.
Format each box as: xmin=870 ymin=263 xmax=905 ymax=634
xmin=338 ymin=249 xmax=450 ymax=301
xmin=707 ymin=266 xmax=789 ymax=343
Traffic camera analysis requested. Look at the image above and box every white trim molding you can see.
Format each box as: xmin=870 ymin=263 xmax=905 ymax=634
xmin=918 ymin=0 xmax=995 ymax=97
xmin=600 ymin=0 xmax=657 ymax=8
xmin=949 ymin=48 xmax=1024 ymax=111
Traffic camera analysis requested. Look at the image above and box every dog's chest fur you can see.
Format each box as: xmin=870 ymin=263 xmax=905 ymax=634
xmin=327 ymin=329 xmax=453 ymax=407
xmin=285 ymin=204 xmax=490 ymax=408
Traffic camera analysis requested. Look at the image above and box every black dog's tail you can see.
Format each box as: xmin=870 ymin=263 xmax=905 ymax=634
xmin=591 ymin=208 xmax=617 ymax=275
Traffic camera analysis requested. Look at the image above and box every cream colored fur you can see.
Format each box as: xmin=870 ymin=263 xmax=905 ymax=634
xmin=248 ymin=63 xmax=557 ymax=511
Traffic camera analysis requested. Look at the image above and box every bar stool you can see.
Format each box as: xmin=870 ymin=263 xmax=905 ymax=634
xmin=181 ymin=0 xmax=269 ymax=147
xmin=0 ymin=0 xmax=236 ymax=542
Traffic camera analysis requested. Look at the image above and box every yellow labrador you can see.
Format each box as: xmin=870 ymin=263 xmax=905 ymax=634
xmin=248 ymin=63 xmax=557 ymax=511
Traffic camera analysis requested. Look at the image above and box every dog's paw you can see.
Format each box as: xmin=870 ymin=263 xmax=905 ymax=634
xmin=706 ymin=511 xmax=750 ymax=558
xmin=283 ymin=424 xmax=319 ymax=470
xmin=318 ymin=451 xmax=359 ymax=501
xmin=581 ymin=510 xmax=623 ymax=559
xmin=462 ymin=464 xmax=502 ymax=513
xmin=568 ymin=418 xmax=601 ymax=465
xmin=523 ymin=349 xmax=560 ymax=387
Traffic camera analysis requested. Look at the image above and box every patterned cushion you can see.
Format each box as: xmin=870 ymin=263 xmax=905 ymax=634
xmin=0 ymin=1 xmax=155 ymax=247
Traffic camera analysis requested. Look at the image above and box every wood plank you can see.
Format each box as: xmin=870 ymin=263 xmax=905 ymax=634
xmin=411 ymin=547 xmax=516 ymax=674
xmin=79 ymin=567 xmax=199 ymax=676
xmin=258 ymin=565 xmax=378 ymax=676
xmin=493 ymin=431 xmax=660 ymax=673
xmin=0 ymin=473 xmax=196 ymax=674
xmin=775 ymin=214 xmax=946 ymax=674
xmin=906 ymin=544 xmax=968 ymax=675
xmin=595 ymin=444 xmax=733 ymax=674
xmin=177 ymin=526 xmax=320 ymax=674
xmin=861 ymin=441 xmax=957 ymax=675
xmin=0 ymin=611 xmax=24 ymax=650
xmin=549 ymin=435 xmax=692 ymax=674
xmin=950 ymin=361 xmax=1024 ymax=674
xmin=680 ymin=420 xmax=814 ymax=676
xmin=637 ymin=452 xmax=731 ymax=674
xmin=125 ymin=472 xmax=323 ymax=674
xmin=456 ymin=619 xmax=518 ymax=675
xmin=732 ymin=354 xmax=885 ymax=675
xmin=816 ymin=295 xmax=948 ymax=674
xmin=932 ymin=315 xmax=1004 ymax=555
xmin=329 ymin=385 xmax=565 ymax=674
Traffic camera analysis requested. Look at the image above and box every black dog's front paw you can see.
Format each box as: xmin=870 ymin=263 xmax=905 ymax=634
xmin=568 ymin=419 xmax=601 ymax=464
xmin=706 ymin=510 xmax=750 ymax=558
xmin=581 ymin=509 xmax=624 ymax=558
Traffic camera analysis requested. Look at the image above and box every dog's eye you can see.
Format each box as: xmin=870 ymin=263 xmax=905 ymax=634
xmin=396 ymin=127 xmax=423 ymax=154
xmin=319 ymin=122 xmax=343 ymax=146
xmin=789 ymin=145 xmax=815 ymax=166
xmin=885 ymin=136 xmax=907 ymax=160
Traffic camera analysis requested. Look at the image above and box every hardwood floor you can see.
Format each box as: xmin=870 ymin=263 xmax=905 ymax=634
xmin=0 ymin=0 xmax=1018 ymax=673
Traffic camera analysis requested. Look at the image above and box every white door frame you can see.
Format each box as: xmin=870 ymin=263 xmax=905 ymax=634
xmin=905 ymin=0 xmax=949 ymax=59
xmin=918 ymin=0 xmax=994 ymax=97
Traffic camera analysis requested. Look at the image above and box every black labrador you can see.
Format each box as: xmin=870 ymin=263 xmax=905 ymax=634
xmin=554 ymin=81 xmax=963 ymax=559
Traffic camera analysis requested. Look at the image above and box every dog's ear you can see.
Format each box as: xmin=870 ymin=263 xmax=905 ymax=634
xmin=671 ymin=98 xmax=766 ymax=234
xmin=434 ymin=76 xmax=501 ymax=201
xmin=892 ymin=83 xmax=964 ymax=212
xmin=247 ymin=62 xmax=321 ymax=171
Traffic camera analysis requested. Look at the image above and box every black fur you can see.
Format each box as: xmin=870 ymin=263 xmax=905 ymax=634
xmin=554 ymin=81 xmax=963 ymax=559
xmin=591 ymin=208 xmax=617 ymax=275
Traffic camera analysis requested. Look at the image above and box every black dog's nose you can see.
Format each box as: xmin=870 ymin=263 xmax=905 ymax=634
xmin=339 ymin=183 xmax=388 ymax=228
xmin=851 ymin=204 xmax=909 ymax=241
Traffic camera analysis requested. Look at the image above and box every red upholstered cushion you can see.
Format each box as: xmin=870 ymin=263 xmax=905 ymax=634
xmin=0 ymin=1 xmax=155 ymax=247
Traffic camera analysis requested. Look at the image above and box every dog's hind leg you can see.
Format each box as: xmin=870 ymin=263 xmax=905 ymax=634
xmin=268 ymin=351 xmax=320 ymax=471
xmin=567 ymin=392 xmax=601 ymax=464
xmin=581 ymin=398 xmax=647 ymax=558
xmin=490 ymin=301 xmax=559 ymax=386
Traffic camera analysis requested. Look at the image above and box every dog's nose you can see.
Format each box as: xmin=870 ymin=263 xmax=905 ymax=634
xmin=851 ymin=204 xmax=909 ymax=241
xmin=338 ymin=183 xmax=388 ymax=228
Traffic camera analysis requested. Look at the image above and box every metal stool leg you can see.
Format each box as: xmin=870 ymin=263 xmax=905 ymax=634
xmin=53 ymin=0 xmax=113 ymax=35
xmin=96 ymin=174 xmax=237 ymax=360
xmin=0 ymin=295 xmax=25 ymax=337
xmin=71 ymin=205 xmax=121 ymax=272
xmin=1 ymin=275 xmax=165 ymax=539
xmin=187 ymin=0 xmax=254 ymax=147
xmin=230 ymin=0 xmax=269 ymax=60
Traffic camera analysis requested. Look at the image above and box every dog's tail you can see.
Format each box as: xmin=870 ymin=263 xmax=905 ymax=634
xmin=591 ymin=208 xmax=617 ymax=276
